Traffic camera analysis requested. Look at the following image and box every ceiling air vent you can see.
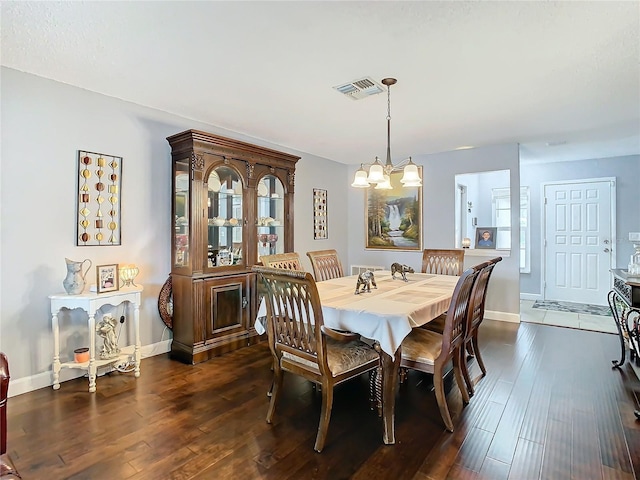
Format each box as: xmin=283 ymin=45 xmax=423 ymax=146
xmin=333 ymin=77 xmax=384 ymax=100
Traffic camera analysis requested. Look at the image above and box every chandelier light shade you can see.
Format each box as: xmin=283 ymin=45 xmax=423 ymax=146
xmin=351 ymin=77 xmax=422 ymax=189
xmin=374 ymin=174 xmax=393 ymax=190
xmin=351 ymin=165 xmax=371 ymax=187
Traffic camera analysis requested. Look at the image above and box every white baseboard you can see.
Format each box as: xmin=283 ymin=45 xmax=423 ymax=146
xmin=485 ymin=309 xmax=520 ymax=324
xmin=520 ymin=293 xmax=542 ymax=301
xmin=8 ymin=339 xmax=172 ymax=398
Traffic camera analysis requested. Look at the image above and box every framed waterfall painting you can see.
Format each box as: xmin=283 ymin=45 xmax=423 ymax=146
xmin=365 ymin=168 xmax=422 ymax=251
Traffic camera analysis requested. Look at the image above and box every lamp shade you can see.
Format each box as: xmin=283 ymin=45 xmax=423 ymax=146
xmin=400 ymin=163 xmax=421 ymax=185
xmin=374 ymin=174 xmax=392 ymax=190
xmin=351 ymin=167 xmax=370 ymax=188
xmin=119 ymin=264 xmax=139 ymax=287
xmin=367 ymin=160 xmax=385 ymax=184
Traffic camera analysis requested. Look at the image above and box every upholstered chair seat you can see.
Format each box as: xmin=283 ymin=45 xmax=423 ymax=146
xmin=400 ymin=329 xmax=443 ymax=365
xmin=282 ymin=337 xmax=379 ymax=376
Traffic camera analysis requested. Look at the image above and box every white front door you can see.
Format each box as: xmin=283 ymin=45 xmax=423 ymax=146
xmin=543 ymin=179 xmax=615 ymax=305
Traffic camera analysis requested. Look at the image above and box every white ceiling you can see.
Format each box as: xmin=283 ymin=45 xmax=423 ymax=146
xmin=2 ymin=1 xmax=639 ymax=165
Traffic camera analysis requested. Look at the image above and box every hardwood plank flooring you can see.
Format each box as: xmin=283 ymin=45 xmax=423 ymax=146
xmin=3 ymin=320 xmax=639 ymax=479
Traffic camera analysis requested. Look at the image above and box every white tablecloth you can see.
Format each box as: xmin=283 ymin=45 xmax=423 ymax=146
xmin=255 ymin=270 xmax=458 ymax=358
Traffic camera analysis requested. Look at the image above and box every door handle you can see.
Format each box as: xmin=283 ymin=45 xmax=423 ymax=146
xmin=604 ymin=239 xmax=610 ymax=244
xmin=603 ymin=248 xmax=610 ymax=253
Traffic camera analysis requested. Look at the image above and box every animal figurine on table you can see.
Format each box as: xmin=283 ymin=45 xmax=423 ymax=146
xmin=391 ymin=263 xmax=414 ymax=282
xmin=355 ymin=270 xmax=377 ymax=294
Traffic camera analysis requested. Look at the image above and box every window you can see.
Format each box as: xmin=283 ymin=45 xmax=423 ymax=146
xmin=491 ymin=187 xmax=530 ymax=272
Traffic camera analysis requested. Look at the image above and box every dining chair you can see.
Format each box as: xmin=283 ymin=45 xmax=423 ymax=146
xmin=260 ymin=252 xmax=303 ymax=271
xmin=253 ymin=266 xmax=379 ymax=452
xmin=420 ymin=248 xmax=466 ymax=333
xmin=460 ymin=257 xmax=502 ymax=396
xmin=306 ymin=249 xmax=344 ymax=282
xmin=421 ymin=248 xmax=465 ymax=276
xmin=1 ymin=353 xmax=21 ymax=479
xmin=399 ymin=265 xmax=481 ymax=432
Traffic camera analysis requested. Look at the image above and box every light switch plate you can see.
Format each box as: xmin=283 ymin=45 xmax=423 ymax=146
xmin=629 ymin=232 xmax=640 ymax=242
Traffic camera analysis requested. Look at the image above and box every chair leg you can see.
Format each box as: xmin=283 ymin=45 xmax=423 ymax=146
xmin=266 ymin=363 xmax=284 ymax=424
xmin=433 ymin=364 xmax=454 ymax=432
xmin=453 ymin=348 xmax=470 ymax=404
xmin=314 ymin=380 xmax=333 ymax=453
xmin=267 ymin=360 xmax=275 ymax=397
xmin=368 ymin=367 xmax=383 ymax=417
xmin=459 ymin=341 xmax=475 ymax=397
xmin=472 ymin=331 xmax=486 ymax=376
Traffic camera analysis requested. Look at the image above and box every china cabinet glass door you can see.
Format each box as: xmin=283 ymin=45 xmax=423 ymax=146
xmin=256 ymin=174 xmax=285 ymax=261
xmin=173 ymin=162 xmax=190 ymax=268
xmin=206 ymin=166 xmax=244 ymax=269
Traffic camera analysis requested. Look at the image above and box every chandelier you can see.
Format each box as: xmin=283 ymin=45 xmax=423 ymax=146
xmin=351 ymin=78 xmax=422 ymax=189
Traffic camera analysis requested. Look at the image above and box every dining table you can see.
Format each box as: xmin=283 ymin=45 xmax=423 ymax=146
xmin=255 ymin=269 xmax=459 ymax=445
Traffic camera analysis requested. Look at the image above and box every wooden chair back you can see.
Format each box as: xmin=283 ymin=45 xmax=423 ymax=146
xmin=306 ymin=249 xmax=344 ymax=282
xmin=438 ymin=265 xmax=482 ymax=360
xmin=421 ymin=248 xmax=465 ymax=276
xmin=260 ymin=252 xmax=303 ymax=271
xmin=255 ymin=266 xmax=328 ymax=371
xmin=467 ymin=257 xmax=502 ymax=335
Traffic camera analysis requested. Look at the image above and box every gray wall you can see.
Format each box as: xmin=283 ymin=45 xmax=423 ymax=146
xmin=520 ymin=155 xmax=640 ymax=296
xmin=348 ymin=144 xmax=521 ymax=318
xmin=0 ymin=67 xmax=348 ymax=392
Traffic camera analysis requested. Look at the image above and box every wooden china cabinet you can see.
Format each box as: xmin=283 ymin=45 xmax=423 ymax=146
xmin=167 ymin=129 xmax=299 ymax=364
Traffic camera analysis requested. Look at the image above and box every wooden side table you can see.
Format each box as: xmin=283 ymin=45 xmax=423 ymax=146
xmin=49 ymin=286 xmax=143 ymax=392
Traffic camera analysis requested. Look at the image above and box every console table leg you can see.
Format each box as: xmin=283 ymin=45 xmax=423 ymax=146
xmin=609 ymin=290 xmax=627 ymax=368
xmin=88 ymin=313 xmax=97 ymax=393
xmin=52 ymin=311 xmax=61 ymax=390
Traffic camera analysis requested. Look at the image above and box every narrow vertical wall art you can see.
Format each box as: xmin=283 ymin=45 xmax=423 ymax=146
xmin=313 ymin=188 xmax=328 ymax=239
xmin=76 ymin=150 xmax=122 ymax=246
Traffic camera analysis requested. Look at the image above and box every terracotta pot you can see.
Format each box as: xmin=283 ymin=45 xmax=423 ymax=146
xmin=74 ymin=348 xmax=89 ymax=363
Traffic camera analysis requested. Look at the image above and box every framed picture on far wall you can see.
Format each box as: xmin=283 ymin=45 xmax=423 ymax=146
xmin=365 ymin=168 xmax=422 ymax=251
xmin=96 ymin=264 xmax=119 ymax=293
xmin=475 ymin=227 xmax=497 ymax=249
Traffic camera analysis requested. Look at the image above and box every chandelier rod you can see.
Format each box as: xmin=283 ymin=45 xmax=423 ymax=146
xmin=382 ymin=78 xmax=397 ymax=170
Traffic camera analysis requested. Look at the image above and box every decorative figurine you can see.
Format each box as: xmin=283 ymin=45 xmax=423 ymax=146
xmin=96 ymin=315 xmax=120 ymax=359
xmin=355 ymin=270 xmax=377 ymax=294
xmin=391 ymin=263 xmax=414 ymax=282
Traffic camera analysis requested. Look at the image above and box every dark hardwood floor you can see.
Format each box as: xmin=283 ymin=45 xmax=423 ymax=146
xmin=3 ymin=320 xmax=639 ymax=479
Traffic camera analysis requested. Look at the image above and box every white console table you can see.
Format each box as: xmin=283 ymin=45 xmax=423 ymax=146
xmin=49 ymin=286 xmax=143 ymax=392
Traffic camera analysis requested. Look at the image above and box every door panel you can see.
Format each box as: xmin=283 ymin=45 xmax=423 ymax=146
xmin=544 ymin=180 xmax=613 ymax=305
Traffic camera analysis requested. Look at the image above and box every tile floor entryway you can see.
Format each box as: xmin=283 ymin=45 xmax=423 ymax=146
xmin=520 ymin=299 xmax=618 ymax=334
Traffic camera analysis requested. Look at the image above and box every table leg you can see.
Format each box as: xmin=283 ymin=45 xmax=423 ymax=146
xmin=377 ymin=345 xmax=401 ymax=445
xmin=609 ymin=290 xmax=628 ymax=368
xmin=88 ymin=313 xmax=97 ymax=393
xmin=52 ymin=311 xmax=61 ymax=390
xmin=133 ymin=302 xmax=141 ymax=377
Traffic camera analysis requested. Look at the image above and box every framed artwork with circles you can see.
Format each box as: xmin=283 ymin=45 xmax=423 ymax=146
xmin=76 ymin=150 xmax=123 ymax=246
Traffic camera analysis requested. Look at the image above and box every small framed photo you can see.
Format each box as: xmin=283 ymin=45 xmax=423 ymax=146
xmin=475 ymin=227 xmax=497 ymax=249
xmin=96 ymin=264 xmax=119 ymax=293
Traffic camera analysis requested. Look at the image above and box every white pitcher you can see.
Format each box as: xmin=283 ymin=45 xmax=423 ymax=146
xmin=62 ymin=258 xmax=92 ymax=295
